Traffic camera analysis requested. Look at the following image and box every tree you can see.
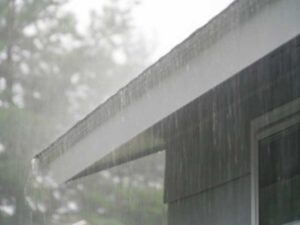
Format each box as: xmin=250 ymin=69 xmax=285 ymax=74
xmin=0 ymin=0 xmax=165 ymax=224
xmin=67 ymin=0 xmax=150 ymax=118
xmin=0 ymin=0 xmax=81 ymax=223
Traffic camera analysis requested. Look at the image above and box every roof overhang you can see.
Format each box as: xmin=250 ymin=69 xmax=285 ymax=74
xmin=33 ymin=0 xmax=300 ymax=185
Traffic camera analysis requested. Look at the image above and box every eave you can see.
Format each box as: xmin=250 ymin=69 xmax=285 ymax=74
xmin=33 ymin=0 xmax=300 ymax=184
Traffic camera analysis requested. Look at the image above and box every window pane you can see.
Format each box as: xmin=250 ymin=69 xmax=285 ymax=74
xmin=259 ymin=123 xmax=300 ymax=225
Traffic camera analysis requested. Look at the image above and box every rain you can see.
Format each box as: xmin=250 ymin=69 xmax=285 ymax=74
xmin=0 ymin=0 xmax=299 ymax=225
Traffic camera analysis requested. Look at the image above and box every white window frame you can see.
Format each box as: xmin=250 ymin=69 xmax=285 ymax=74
xmin=250 ymin=97 xmax=300 ymax=225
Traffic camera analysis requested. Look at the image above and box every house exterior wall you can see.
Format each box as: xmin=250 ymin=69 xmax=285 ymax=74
xmin=164 ymin=34 xmax=300 ymax=224
xmin=34 ymin=0 xmax=300 ymax=185
xmin=168 ymin=176 xmax=251 ymax=225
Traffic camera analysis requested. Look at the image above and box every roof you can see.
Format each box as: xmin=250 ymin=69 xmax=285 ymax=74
xmin=33 ymin=0 xmax=300 ymax=184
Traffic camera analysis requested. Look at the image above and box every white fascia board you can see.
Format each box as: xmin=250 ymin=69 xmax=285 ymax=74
xmin=34 ymin=0 xmax=300 ymax=184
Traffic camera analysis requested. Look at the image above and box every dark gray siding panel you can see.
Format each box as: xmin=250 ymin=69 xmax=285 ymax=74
xmin=164 ymin=35 xmax=300 ymax=202
xmin=168 ymin=176 xmax=251 ymax=225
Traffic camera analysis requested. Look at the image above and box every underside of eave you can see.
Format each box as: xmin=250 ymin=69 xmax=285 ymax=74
xmin=34 ymin=0 xmax=269 ymax=165
xmin=67 ymin=142 xmax=165 ymax=182
xmin=32 ymin=0 xmax=300 ymax=184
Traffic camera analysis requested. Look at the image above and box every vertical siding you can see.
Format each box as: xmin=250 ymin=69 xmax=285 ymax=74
xmin=164 ymin=34 xmax=300 ymax=203
xmin=168 ymin=176 xmax=251 ymax=225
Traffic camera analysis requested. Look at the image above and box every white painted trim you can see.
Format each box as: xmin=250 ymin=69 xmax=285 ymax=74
xmin=250 ymin=98 xmax=300 ymax=225
xmin=40 ymin=0 xmax=300 ymax=184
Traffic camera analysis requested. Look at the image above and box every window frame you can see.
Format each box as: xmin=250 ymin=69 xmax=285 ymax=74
xmin=251 ymin=98 xmax=300 ymax=225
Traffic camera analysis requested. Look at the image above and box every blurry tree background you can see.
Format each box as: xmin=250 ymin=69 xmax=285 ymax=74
xmin=0 ymin=0 xmax=166 ymax=224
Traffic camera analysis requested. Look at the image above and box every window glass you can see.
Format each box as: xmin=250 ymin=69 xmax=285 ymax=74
xmin=259 ymin=123 xmax=300 ymax=225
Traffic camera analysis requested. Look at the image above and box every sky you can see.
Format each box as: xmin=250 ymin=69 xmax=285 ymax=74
xmin=66 ymin=0 xmax=234 ymax=60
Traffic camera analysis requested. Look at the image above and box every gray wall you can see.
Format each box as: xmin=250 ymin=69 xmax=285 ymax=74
xmin=168 ymin=176 xmax=251 ymax=225
xmin=163 ymin=34 xmax=300 ymax=224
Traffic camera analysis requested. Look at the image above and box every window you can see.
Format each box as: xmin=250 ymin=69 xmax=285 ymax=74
xmin=251 ymin=98 xmax=300 ymax=225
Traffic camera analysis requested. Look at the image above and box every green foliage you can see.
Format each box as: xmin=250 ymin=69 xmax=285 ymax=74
xmin=0 ymin=0 xmax=164 ymax=224
xmin=74 ymin=173 xmax=167 ymax=225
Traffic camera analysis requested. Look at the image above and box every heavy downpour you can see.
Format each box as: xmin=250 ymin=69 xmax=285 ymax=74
xmin=0 ymin=0 xmax=299 ymax=225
